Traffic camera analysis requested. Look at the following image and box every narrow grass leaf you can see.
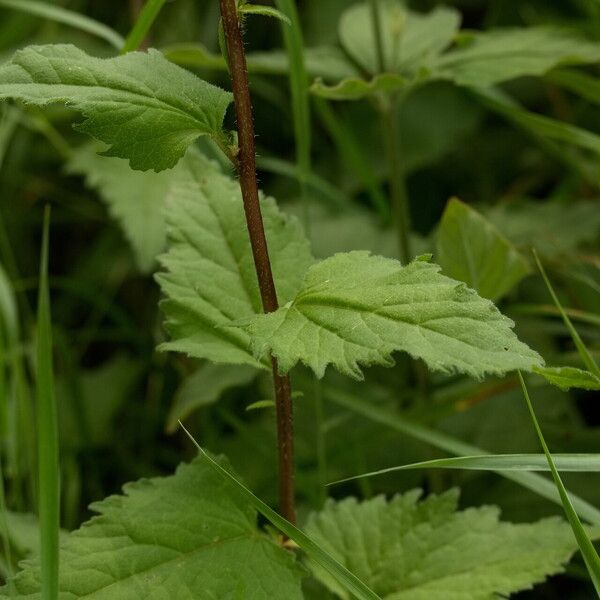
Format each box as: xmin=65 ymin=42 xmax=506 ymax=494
xmin=330 ymin=454 xmax=600 ymax=486
xmin=324 ymin=384 xmax=600 ymax=524
xmin=519 ymin=372 xmax=600 ymax=595
xmin=179 ymin=422 xmax=381 ymax=600
xmin=534 ymin=250 xmax=600 ymax=378
xmin=0 ymin=0 xmax=124 ymax=49
xmin=121 ymin=0 xmax=167 ymax=54
xmin=36 ymin=206 xmax=59 ymax=600
xmin=275 ymin=0 xmax=311 ymax=227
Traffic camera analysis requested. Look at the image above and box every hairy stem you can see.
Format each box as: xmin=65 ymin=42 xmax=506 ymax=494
xmin=218 ymin=0 xmax=296 ymax=525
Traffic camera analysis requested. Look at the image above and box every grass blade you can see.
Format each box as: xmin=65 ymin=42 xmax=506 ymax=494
xmin=314 ymin=97 xmax=390 ymax=220
xmin=121 ymin=0 xmax=167 ymax=54
xmin=0 ymin=0 xmax=124 ymax=50
xmin=326 ymin=385 xmax=600 ymax=524
xmin=178 ymin=422 xmax=381 ymax=600
xmin=36 ymin=206 xmax=60 ymax=600
xmin=533 ymin=249 xmax=600 ymax=378
xmin=275 ymin=0 xmax=311 ymax=229
xmin=519 ymin=372 xmax=600 ymax=595
xmin=256 ymin=156 xmax=349 ymax=208
xmin=330 ymin=453 xmax=600 ymax=485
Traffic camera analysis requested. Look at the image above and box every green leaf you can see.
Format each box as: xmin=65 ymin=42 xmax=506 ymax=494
xmin=1 ymin=458 xmax=304 ymax=599
xmin=305 ymin=489 xmax=580 ymax=600
xmin=534 ymin=366 xmax=600 ymax=391
xmin=434 ymin=28 xmax=600 ymax=87
xmin=67 ymin=143 xmax=179 ymax=272
xmin=339 ymin=2 xmax=460 ymax=76
xmin=156 ymin=151 xmax=313 ymax=368
xmin=247 ymin=252 xmax=543 ymax=380
xmin=0 ymin=45 xmax=233 ymax=171
xmin=0 ymin=0 xmax=124 ymax=50
xmin=35 ymin=206 xmax=59 ymax=600
xmin=2 ymin=512 xmax=67 ymax=559
xmin=166 ymin=363 xmax=257 ymax=433
xmin=325 ymin=382 xmax=600 ymax=524
xmin=519 ymin=373 xmax=600 ymax=595
xmin=180 ymin=426 xmax=381 ymax=600
xmin=547 ymin=68 xmax=600 ymax=105
xmin=238 ymin=4 xmax=291 ymax=25
xmin=436 ymin=198 xmax=530 ymax=301
xmin=310 ymin=73 xmax=407 ymax=100
xmin=533 ymin=250 xmax=600 ymax=378
xmin=121 ymin=0 xmax=167 ymax=54
xmin=332 ymin=454 xmax=600 ymax=486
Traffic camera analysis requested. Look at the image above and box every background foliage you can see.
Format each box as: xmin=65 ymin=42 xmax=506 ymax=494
xmin=0 ymin=0 xmax=599 ymax=598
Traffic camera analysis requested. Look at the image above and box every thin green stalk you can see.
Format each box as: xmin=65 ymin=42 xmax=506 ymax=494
xmin=519 ymin=372 xmax=600 ymax=595
xmin=180 ymin=423 xmax=381 ymax=600
xmin=36 ymin=206 xmax=60 ymax=600
xmin=0 ymin=393 xmax=15 ymax=594
xmin=534 ymin=250 xmax=600 ymax=377
xmin=369 ymin=0 xmax=386 ymax=73
xmin=314 ymin=98 xmax=390 ymax=220
xmin=0 ymin=0 xmax=124 ymax=49
xmin=325 ymin=384 xmax=600 ymax=524
xmin=121 ymin=0 xmax=168 ymax=54
xmin=382 ymin=98 xmax=411 ymax=264
xmin=275 ymin=0 xmax=311 ymax=232
xmin=313 ymin=378 xmax=327 ymax=505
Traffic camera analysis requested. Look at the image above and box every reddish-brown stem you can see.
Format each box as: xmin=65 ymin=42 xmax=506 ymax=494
xmin=219 ymin=0 xmax=296 ymax=525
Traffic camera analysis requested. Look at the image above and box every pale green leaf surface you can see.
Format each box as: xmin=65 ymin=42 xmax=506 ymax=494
xmin=305 ymin=490 xmax=579 ymax=600
xmin=339 ymin=2 xmax=460 ymax=75
xmin=166 ymin=363 xmax=257 ymax=432
xmin=156 ymin=151 xmax=313 ymax=368
xmin=68 ymin=144 xmax=180 ymax=272
xmin=1 ymin=458 xmax=304 ymax=599
xmin=0 ymin=45 xmax=232 ymax=171
xmin=436 ymin=198 xmax=530 ymax=301
xmin=247 ymin=252 xmax=543 ymax=379
xmin=434 ymin=28 xmax=600 ymax=87
xmin=534 ymin=366 xmax=600 ymax=391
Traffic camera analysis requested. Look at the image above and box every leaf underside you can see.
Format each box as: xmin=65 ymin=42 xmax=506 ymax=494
xmin=156 ymin=151 xmax=313 ymax=368
xmin=68 ymin=143 xmax=179 ymax=272
xmin=247 ymin=252 xmax=543 ymax=379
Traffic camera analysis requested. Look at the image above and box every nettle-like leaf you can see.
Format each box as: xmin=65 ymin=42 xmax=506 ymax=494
xmin=157 ymin=151 xmax=313 ymax=368
xmin=436 ymin=198 xmax=530 ymax=302
xmin=433 ymin=28 xmax=600 ymax=88
xmin=0 ymin=44 xmax=232 ymax=171
xmin=534 ymin=366 xmax=600 ymax=391
xmin=311 ymin=2 xmax=460 ymax=100
xmin=339 ymin=2 xmax=460 ymax=77
xmin=246 ymin=252 xmax=543 ymax=380
xmin=305 ymin=489 xmax=578 ymax=600
xmin=68 ymin=144 xmax=180 ymax=272
xmin=309 ymin=2 xmax=600 ymax=100
xmin=1 ymin=458 xmax=304 ymax=599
